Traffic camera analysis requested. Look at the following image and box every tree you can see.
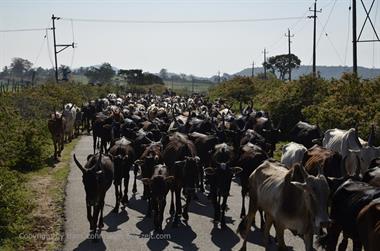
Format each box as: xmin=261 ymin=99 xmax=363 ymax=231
xmin=59 ymin=65 xmax=71 ymax=81
xmin=159 ymin=68 xmax=168 ymax=80
xmin=264 ymin=54 xmax=301 ymax=80
xmin=85 ymin=63 xmax=115 ymax=83
xmin=10 ymin=58 xmax=33 ymax=78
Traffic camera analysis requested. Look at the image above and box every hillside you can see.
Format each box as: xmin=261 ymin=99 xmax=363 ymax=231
xmin=234 ymin=65 xmax=380 ymax=80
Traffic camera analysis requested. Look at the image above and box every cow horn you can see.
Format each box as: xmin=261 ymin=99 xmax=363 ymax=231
xmin=368 ymin=124 xmax=375 ymax=147
xmin=73 ymin=154 xmax=86 ymax=173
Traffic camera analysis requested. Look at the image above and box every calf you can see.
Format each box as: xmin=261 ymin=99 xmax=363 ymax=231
xmin=141 ymin=164 xmax=174 ymax=232
xmin=238 ymin=160 xmax=330 ymax=251
xmin=108 ymin=137 xmax=136 ymax=213
xmin=73 ymin=153 xmax=114 ymax=237
xmin=48 ymin=111 xmax=65 ymax=160
xmin=62 ymin=103 xmax=76 ymax=142
xmin=205 ymin=143 xmax=242 ymax=228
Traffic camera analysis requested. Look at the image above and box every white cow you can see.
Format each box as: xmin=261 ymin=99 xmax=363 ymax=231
xmin=62 ymin=103 xmax=77 ymax=142
xmin=281 ymin=142 xmax=307 ymax=168
xmin=323 ymin=128 xmax=380 ymax=174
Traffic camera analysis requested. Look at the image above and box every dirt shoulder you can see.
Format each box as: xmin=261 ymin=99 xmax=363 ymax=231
xmin=25 ymin=138 xmax=79 ymax=251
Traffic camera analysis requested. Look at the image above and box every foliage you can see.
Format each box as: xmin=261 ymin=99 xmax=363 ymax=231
xmin=0 ymin=168 xmax=33 ymax=249
xmin=159 ymin=68 xmax=168 ymax=80
xmin=10 ymin=57 xmax=33 ymax=78
xmin=210 ymin=73 xmax=380 ymax=143
xmin=118 ymin=69 xmax=164 ymax=85
xmin=85 ymin=63 xmax=115 ymax=83
xmin=264 ymin=54 xmax=301 ymax=80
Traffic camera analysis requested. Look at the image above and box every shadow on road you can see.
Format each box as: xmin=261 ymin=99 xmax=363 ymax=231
xmin=103 ymin=209 xmax=129 ymax=232
xmin=245 ymin=228 xmax=295 ymax=251
xmin=74 ymin=235 xmax=106 ymax=251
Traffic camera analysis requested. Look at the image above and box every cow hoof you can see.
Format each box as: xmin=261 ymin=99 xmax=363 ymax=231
xmin=132 ymin=187 xmax=137 ymax=194
xmin=182 ymin=212 xmax=189 ymax=221
xmin=221 ymin=221 xmax=227 ymax=229
xmin=121 ymin=196 xmax=129 ymax=204
xmin=112 ymin=207 xmax=119 ymax=213
xmin=99 ymin=222 xmax=104 ymax=229
xmin=240 ymin=213 xmax=246 ymax=219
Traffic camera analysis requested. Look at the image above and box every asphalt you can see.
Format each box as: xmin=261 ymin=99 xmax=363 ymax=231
xmin=64 ymin=136 xmax=349 ymax=251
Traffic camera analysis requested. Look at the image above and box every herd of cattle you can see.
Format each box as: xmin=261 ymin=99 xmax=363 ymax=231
xmin=47 ymin=93 xmax=380 ymax=251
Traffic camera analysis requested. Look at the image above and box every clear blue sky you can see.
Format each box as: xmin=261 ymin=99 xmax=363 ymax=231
xmin=0 ymin=0 xmax=379 ymax=77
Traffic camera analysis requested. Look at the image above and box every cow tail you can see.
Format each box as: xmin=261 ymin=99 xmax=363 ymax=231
xmin=237 ymin=196 xmax=256 ymax=239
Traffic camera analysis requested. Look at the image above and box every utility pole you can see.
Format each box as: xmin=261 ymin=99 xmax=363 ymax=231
xmin=51 ymin=14 xmax=75 ymax=83
xmin=352 ymin=0 xmax=358 ymax=74
xmin=251 ymin=61 xmax=255 ymax=78
xmin=353 ymin=0 xmax=380 ymax=74
xmin=262 ymin=48 xmax=268 ymax=79
xmin=285 ymin=29 xmax=294 ymax=81
xmin=308 ymin=0 xmax=322 ymax=77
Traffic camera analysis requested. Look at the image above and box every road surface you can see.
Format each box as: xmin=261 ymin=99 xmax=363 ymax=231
xmin=64 ymin=136 xmax=346 ymax=251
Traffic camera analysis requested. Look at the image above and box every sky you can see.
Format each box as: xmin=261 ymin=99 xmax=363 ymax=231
xmin=0 ymin=0 xmax=379 ymax=77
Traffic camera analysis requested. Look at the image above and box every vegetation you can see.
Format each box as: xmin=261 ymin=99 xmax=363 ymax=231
xmin=264 ymin=53 xmax=301 ymax=80
xmin=209 ymin=73 xmax=380 ymax=144
xmin=0 ymin=81 xmax=124 ymax=250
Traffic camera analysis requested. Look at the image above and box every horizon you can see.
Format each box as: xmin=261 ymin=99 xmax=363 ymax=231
xmin=0 ymin=0 xmax=379 ymax=77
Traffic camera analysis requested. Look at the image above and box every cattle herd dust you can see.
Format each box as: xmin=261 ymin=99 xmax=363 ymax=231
xmin=48 ymin=92 xmax=380 ymax=251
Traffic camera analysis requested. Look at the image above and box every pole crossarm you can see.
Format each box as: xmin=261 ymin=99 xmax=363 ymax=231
xmin=56 ymin=43 xmax=75 ymax=54
xmin=357 ymin=0 xmax=380 ymax=42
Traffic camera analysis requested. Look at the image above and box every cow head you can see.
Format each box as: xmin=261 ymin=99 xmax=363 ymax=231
xmin=291 ymin=164 xmax=331 ymax=232
xmin=360 ymin=146 xmax=380 ymax=173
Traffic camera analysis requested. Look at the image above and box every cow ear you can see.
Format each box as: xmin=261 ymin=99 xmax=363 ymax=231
xmin=231 ymin=166 xmax=243 ymax=175
xmin=204 ymin=167 xmax=216 ymax=176
xmin=141 ymin=178 xmax=151 ymax=185
xmin=87 ymin=154 xmax=94 ymax=161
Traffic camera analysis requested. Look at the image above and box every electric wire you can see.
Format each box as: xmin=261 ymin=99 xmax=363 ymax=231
xmin=344 ymin=0 xmax=351 ymax=65
xmin=33 ymin=31 xmax=47 ymax=66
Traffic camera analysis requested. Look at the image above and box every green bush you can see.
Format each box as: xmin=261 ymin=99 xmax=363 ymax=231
xmin=0 ymin=168 xmax=33 ymax=249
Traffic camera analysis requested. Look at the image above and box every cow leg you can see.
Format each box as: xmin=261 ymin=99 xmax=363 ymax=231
xmin=99 ymin=202 xmax=104 ymax=229
xmin=122 ymin=172 xmax=130 ymax=205
xmin=146 ymin=196 xmax=152 ymax=218
xmin=142 ymin=184 xmax=149 ymax=200
xmin=221 ymin=195 xmax=228 ymax=228
xmin=87 ymin=205 xmax=94 ymax=231
xmin=263 ymin=213 xmax=273 ymax=247
xmin=173 ymin=188 xmax=182 ymax=227
xmin=274 ymin=224 xmax=286 ymax=250
xmin=182 ymin=193 xmax=192 ymax=222
xmin=52 ymin=139 xmax=58 ymax=159
xmin=199 ymin=164 xmax=205 ymax=192
xmin=113 ymin=183 xmax=120 ymax=213
xmin=338 ymin=236 xmax=348 ymax=251
xmin=157 ymin=199 xmax=166 ymax=233
xmin=326 ymin=222 xmax=342 ymax=251
xmin=240 ymin=188 xmax=246 ymax=218
xmin=352 ymin=237 xmax=362 ymax=251
xmin=93 ymin=134 xmax=97 ymax=154
xmin=238 ymin=197 xmax=258 ymax=251
xmin=259 ymin=210 xmax=265 ymax=231
xmin=212 ymin=194 xmax=220 ymax=222
xmin=132 ymin=164 xmax=138 ymax=194
xmin=169 ymin=190 xmax=175 ymax=216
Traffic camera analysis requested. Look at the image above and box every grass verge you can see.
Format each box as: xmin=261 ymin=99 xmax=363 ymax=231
xmin=24 ymin=137 xmax=79 ymax=251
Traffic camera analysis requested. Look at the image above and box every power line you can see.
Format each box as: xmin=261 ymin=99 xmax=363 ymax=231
xmin=60 ymin=16 xmax=307 ymax=24
xmin=344 ymin=1 xmax=352 ymax=65
xmin=316 ymin=0 xmax=337 ymax=45
xmin=0 ymin=28 xmax=51 ymax=33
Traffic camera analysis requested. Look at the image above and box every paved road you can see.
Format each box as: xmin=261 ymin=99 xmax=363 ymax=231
xmin=64 ymin=136 xmax=341 ymax=251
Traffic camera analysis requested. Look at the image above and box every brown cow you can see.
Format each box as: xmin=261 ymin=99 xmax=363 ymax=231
xmin=357 ymin=198 xmax=380 ymax=251
xmin=302 ymin=145 xmax=343 ymax=178
xmin=238 ymin=160 xmax=331 ymax=251
xmin=48 ymin=111 xmax=65 ymax=160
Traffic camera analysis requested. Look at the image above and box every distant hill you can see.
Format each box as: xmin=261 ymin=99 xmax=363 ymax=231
xmin=234 ymin=65 xmax=380 ymax=80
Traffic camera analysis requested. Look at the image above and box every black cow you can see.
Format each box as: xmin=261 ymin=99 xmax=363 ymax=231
xmin=205 ymin=143 xmax=242 ymax=228
xmin=290 ymin=121 xmax=323 ymax=148
xmin=237 ymin=143 xmax=268 ymax=218
xmin=142 ymin=164 xmax=174 ymax=232
xmin=73 ymin=153 xmax=114 ymax=238
xmin=108 ymin=137 xmax=136 ymax=213
xmin=318 ymin=179 xmax=380 ymax=251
